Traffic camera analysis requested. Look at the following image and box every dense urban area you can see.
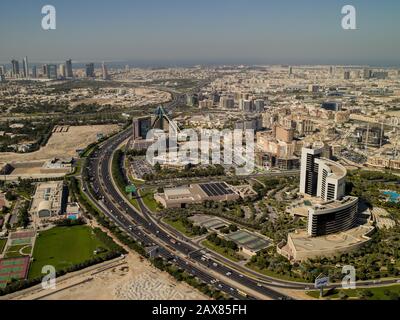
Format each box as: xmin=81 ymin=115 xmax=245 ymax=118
xmin=0 ymin=59 xmax=399 ymax=301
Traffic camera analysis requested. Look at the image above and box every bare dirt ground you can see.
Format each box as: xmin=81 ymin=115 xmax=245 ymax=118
xmin=0 ymin=125 xmax=119 ymax=163
xmin=16 ymin=253 xmax=208 ymax=300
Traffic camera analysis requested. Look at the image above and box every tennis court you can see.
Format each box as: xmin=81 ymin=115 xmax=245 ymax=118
xmin=10 ymin=238 xmax=32 ymax=246
xmin=225 ymin=230 xmax=270 ymax=252
xmin=9 ymin=231 xmax=36 ymax=246
xmin=0 ymin=257 xmax=30 ymax=288
xmin=10 ymin=231 xmax=36 ymax=239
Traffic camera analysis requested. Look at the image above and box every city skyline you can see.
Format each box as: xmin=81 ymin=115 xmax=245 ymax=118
xmin=1 ymin=0 xmax=400 ymax=66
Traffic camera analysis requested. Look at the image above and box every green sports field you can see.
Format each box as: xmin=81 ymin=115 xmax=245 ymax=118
xmin=28 ymin=226 xmax=110 ymax=279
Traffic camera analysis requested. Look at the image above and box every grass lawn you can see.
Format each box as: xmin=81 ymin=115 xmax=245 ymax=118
xmin=127 ymin=171 xmax=145 ymax=187
xmin=307 ymin=285 xmax=400 ymax=300
xmin=246 ymin=263 xmax=309 ymax=283
xmin=140 ymin=188 xmax=160 ymax=212
xmin=68 ymin=159 xmax=83 ymax=177
xmin=4 ymin=244 xmax=33 ymax=258
xmin=0 ymin=239 xmax=7 ymax=254
xmin=130 ymin=198 xmax=140 ymax=211
xmin=163 ymin=218 xmax=196 ymax=238
xmin=4 ymin=251 xmax=24 ymax=258
xmin=21 ymin=245 xmax=33 ymax=255
xmin=28 ymin=225 xmax=110 ymax=279
xmin=202 ymin=240 xmax=241 ymax=262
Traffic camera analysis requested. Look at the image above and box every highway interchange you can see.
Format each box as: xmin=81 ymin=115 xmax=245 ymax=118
xmin=81 ymin=92 xmax=400 ymax=301
xmin=82 ymin=93 xmax=296 ymax=300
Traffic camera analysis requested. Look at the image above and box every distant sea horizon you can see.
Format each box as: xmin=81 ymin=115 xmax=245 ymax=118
xmin=1 ymin=59 xmax=400 ymax=69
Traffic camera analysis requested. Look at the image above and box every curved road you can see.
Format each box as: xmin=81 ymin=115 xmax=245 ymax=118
xmin=83 ymin=95 xmax=291 ymax=300
xmin=82 ymin=92 xmax=400 ymax=300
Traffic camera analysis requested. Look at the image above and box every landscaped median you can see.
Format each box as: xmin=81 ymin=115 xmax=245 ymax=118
xmin=112 ymin=148 xmax=141 ymax=211
xmin=162 ymin=215 xmax=208 ymax=238
xmin=246 ymin=263 xmax=309 ymax=283
xmin=201 ymin=240 xmax=242 ymax=262
xmin=139 ymin=188 xmax=161 ymax=212
xmin=306 ymin=284 xmax=400 ymax=300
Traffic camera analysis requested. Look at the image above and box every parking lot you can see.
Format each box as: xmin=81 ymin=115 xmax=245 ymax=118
xmin=130 ymin=157 xmax=154 ymax=179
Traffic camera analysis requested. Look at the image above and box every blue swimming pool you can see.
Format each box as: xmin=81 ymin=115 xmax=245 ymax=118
xmin=383 ymin=191 xmax=400 ymax=203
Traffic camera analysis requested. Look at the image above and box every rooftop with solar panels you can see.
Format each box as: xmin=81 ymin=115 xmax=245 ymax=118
xmin=154 ymin=181 xmax=246 ymax=209
xmin=198 ymin=182 xmax=235 ymax=197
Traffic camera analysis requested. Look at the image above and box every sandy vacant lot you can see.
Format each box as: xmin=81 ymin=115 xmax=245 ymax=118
xmin=17 ymin=253 xmax=207 ymax=300
xmin=0 ymin=125 xmax=119 ymax=163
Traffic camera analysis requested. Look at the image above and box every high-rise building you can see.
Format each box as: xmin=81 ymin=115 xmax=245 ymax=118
xmin=102 ymin=62 xmax=109 ymax=80
xmin=343 ymin=70 xmax=351 ymax=80
xmin=46 ymin=64 xmax=58 ymax=79
xmin=42 ymin=64 xmax=47 ymax=77
xmin=307 ymin=196 xmax=359 ymax=237
xmin=86 ymin=63 xmax=95 ymax=77
xmin=59 ymin=64 xmax=66 ymax=78
xmin=254 ymin=99 xmax=265 ymax=112
xmin=31 ymin=65 xmax=37 ymax=78
xmin=288 ymin=66 xmax=293 ymax=76
xmin=354 ymin=126 xmax=384 ymax=147
xmin=315 ymin=158 xmax=346 ymax=201
xmin=186 ymin=94 xmax=198 ymax=107
xmin=65 ymin=59 xmax=73 ymax=78
xmin=240 ymin=99 xmax=254 ymax=112
xmin=275 ymin=126 xmax=294 ymax=143
xmin=11 ymin=60 xmax=20 ymax=77
xmin=219 ymin=96 xmax=235 ymax=109
xmin=133 ymin=116 xmax=152 ymax=140
xmin=0 ymin=65 xmax=4 ymax=76
xmin=297 ymin=119 xmax=315 ymax=135
xmin=372 ymin=71 xmax=388 ymax=79
xmin=363 ymin=68 xmax=372 ymax=79
xmin=209 ymin=92 xmax=220 ymax=104
xmin=22 ymin=56 xmax=29 ymax=78
xmin=300 ymin=145 xmax=346 ymax=201
xmin=299 ymin=145 xmax=323 ymax=197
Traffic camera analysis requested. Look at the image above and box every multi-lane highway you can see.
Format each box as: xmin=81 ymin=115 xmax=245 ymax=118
xmin=81 ymin=93 xmax=295 ymax=300
xmin=84 ymin=130 xmax=292 ymax=300
xmin=81 ymin=93 xmax=400 ymax=300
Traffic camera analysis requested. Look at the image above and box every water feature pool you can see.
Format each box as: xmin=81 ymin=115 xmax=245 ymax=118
xmin=383 ymin=191 xmax=400 ymax=203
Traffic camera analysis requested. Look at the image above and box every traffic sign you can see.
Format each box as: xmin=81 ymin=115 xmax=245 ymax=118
xmin=315 ymin=275 xmax=329 ymax=289
xmin=125 ymin=185 xmax=137 ymax=193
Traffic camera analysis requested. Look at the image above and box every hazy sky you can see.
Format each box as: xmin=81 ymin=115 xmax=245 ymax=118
xmin=1 ymin=0 xmax=400 ymax=66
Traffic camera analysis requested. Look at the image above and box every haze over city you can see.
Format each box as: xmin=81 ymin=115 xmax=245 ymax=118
xmin=1 ymin=0 xmax=400 ymax=66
